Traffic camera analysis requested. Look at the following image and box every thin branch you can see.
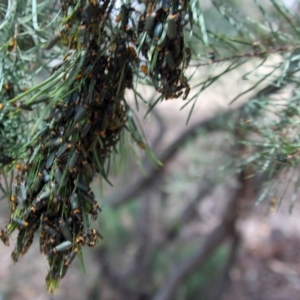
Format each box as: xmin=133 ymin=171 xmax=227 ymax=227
xmin=91 ymin=247 xmax=137 ymax=299
xmin=131 ymin=194 xmax=153 ymax=293
xmin=152 ymin=169 xmax=254 ymax=300
xmin=191 ymin=45 xmax=300 ymax=68
xmin=162 ymin=182 xmax=215 ymax=245
xmin=210 ymin=233 xmax=241 ymax=300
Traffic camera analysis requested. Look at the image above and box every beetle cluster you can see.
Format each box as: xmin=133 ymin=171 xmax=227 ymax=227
xmin=0 ymin=0 xmax=193 ymax=292
xmin=137 ymin=0 xmax=192 ymax=100
xmin=113 ymin=0 xmax=192 ymax=100
xmin=0 ymin=0 xmax=133 ymax=292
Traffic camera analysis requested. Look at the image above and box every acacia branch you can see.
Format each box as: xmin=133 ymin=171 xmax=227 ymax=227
xmin=91 ymin=247 xmax=137 ymax=299
xmin=162 ymin=182 xmax=215 ymax=245
xmin=191 ymin=45 xmax=300 ymax=67
xmin=209 ymin=232 xmax=241 ymax=300
xmin=152 ymin=169 xmax=254 ymax=300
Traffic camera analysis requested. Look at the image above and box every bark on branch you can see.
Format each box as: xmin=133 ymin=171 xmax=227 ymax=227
xmin=152 ymin=170 xmax=255 ymax=300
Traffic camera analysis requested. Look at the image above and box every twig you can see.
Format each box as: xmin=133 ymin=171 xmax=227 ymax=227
xmin=209 ymin=233 xmax=241 ymax=300
xmin=191 ymin=45 xmax=300 ymax=68
xmin=131 ymin=194 xmax=153 ymax=296
xmin=90 ymin=247 xmax=137 ymax=299
xmin=152 ymin=169 xmax=254 ymax=300
xmin=162 ymin=182 xmax=215 ymax=245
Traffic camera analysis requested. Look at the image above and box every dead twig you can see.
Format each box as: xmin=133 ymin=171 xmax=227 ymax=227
xmin=209 ymin=233 xmax=241 ymax=300
xmin=152 ymin=169 xmax=254 ymax=300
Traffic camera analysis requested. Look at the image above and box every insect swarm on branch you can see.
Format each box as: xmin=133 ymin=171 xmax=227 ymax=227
xmin=0 ymin=0 xmax=193 ymax=293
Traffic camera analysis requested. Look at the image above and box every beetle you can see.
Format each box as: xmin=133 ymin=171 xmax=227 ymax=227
xmin=64 ymin=247 xmax=78 ymax=266
xmin=43 ymin=224 xmax=59 ymax=240
xmin=37 ymin=190 xmax=50 ymax=202
xmin=11 ymin=176 xmax=19 ymax=197
xmin=33 ymin=171 xmax=43 ymax=193
xmin=43 ymin=170 xmax=50 ymax=183
xmin=81 ymin=190 xmax=100 ymax=210
xmin=82 ymin=160 xmax=94 ymax=181
xmin=75 ymin=235 xmax=85 ymax=245
xmin=21 ymin=235 xmax=34 ymax=255
xmin=46 ymin=152 xmax=56 ymax=169
xmin=80 ymin=121 xmax=92 ymax=138
xmin=74 ymin=104 xmax=89 ymax=123
xmin=38 ymin=124 xmax=50 ymax=140
xmin=11 ymin=248 xmax=20 ymax=262
xmin=70 ymin=192 xmax=82 ymax=221
xmin=116 ymin=4 xmax=135 ymax=31
xmin=58 ymin=218 xmax=72 ymax=241
xmin=167 ymin=14 xmax=178 ymax=40
xmin=0 ymin=228 xmax=10 ymax=246
xmin=62 ymin=105 xmax=75 ymax=121
xmin=12 ymin=217 xmax=28 ymax=227
xmin=183 ymin=47 xmax=191 ymax=69
xmin=183 ymin=84 xmax=190 ymax=100
xmin=56 ymin=143 xmax=72 ymax=158
xmin=77 ymin=142 xmax=88 ymax=158
xmin=45 ymin=138 xmax=63 ymax=148
xmin=30 ymin=198 xmax=47 ymax=212
xmin=162 ymin=0 xmax=172 ymax=12
xmin=208 ymin=51 xmax=215 ymax=61
xmin=51 ymin=241 xmax=73 ymax=255
xmin=54 ymin=167 xmax=67 ymax=187
xmin=87 ymin=132 xmax=99 ymax=152
xmin=153 ymin=22 xmax=163 ymax=42
xmin=68 ymin=149 xmax=80 ymax=169
xmin=40 ymin=231 xmax=46 ymax=253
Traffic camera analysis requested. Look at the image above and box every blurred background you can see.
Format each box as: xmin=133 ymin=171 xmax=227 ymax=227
xmin=1 ymin=0 xmax=300 ymax=299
